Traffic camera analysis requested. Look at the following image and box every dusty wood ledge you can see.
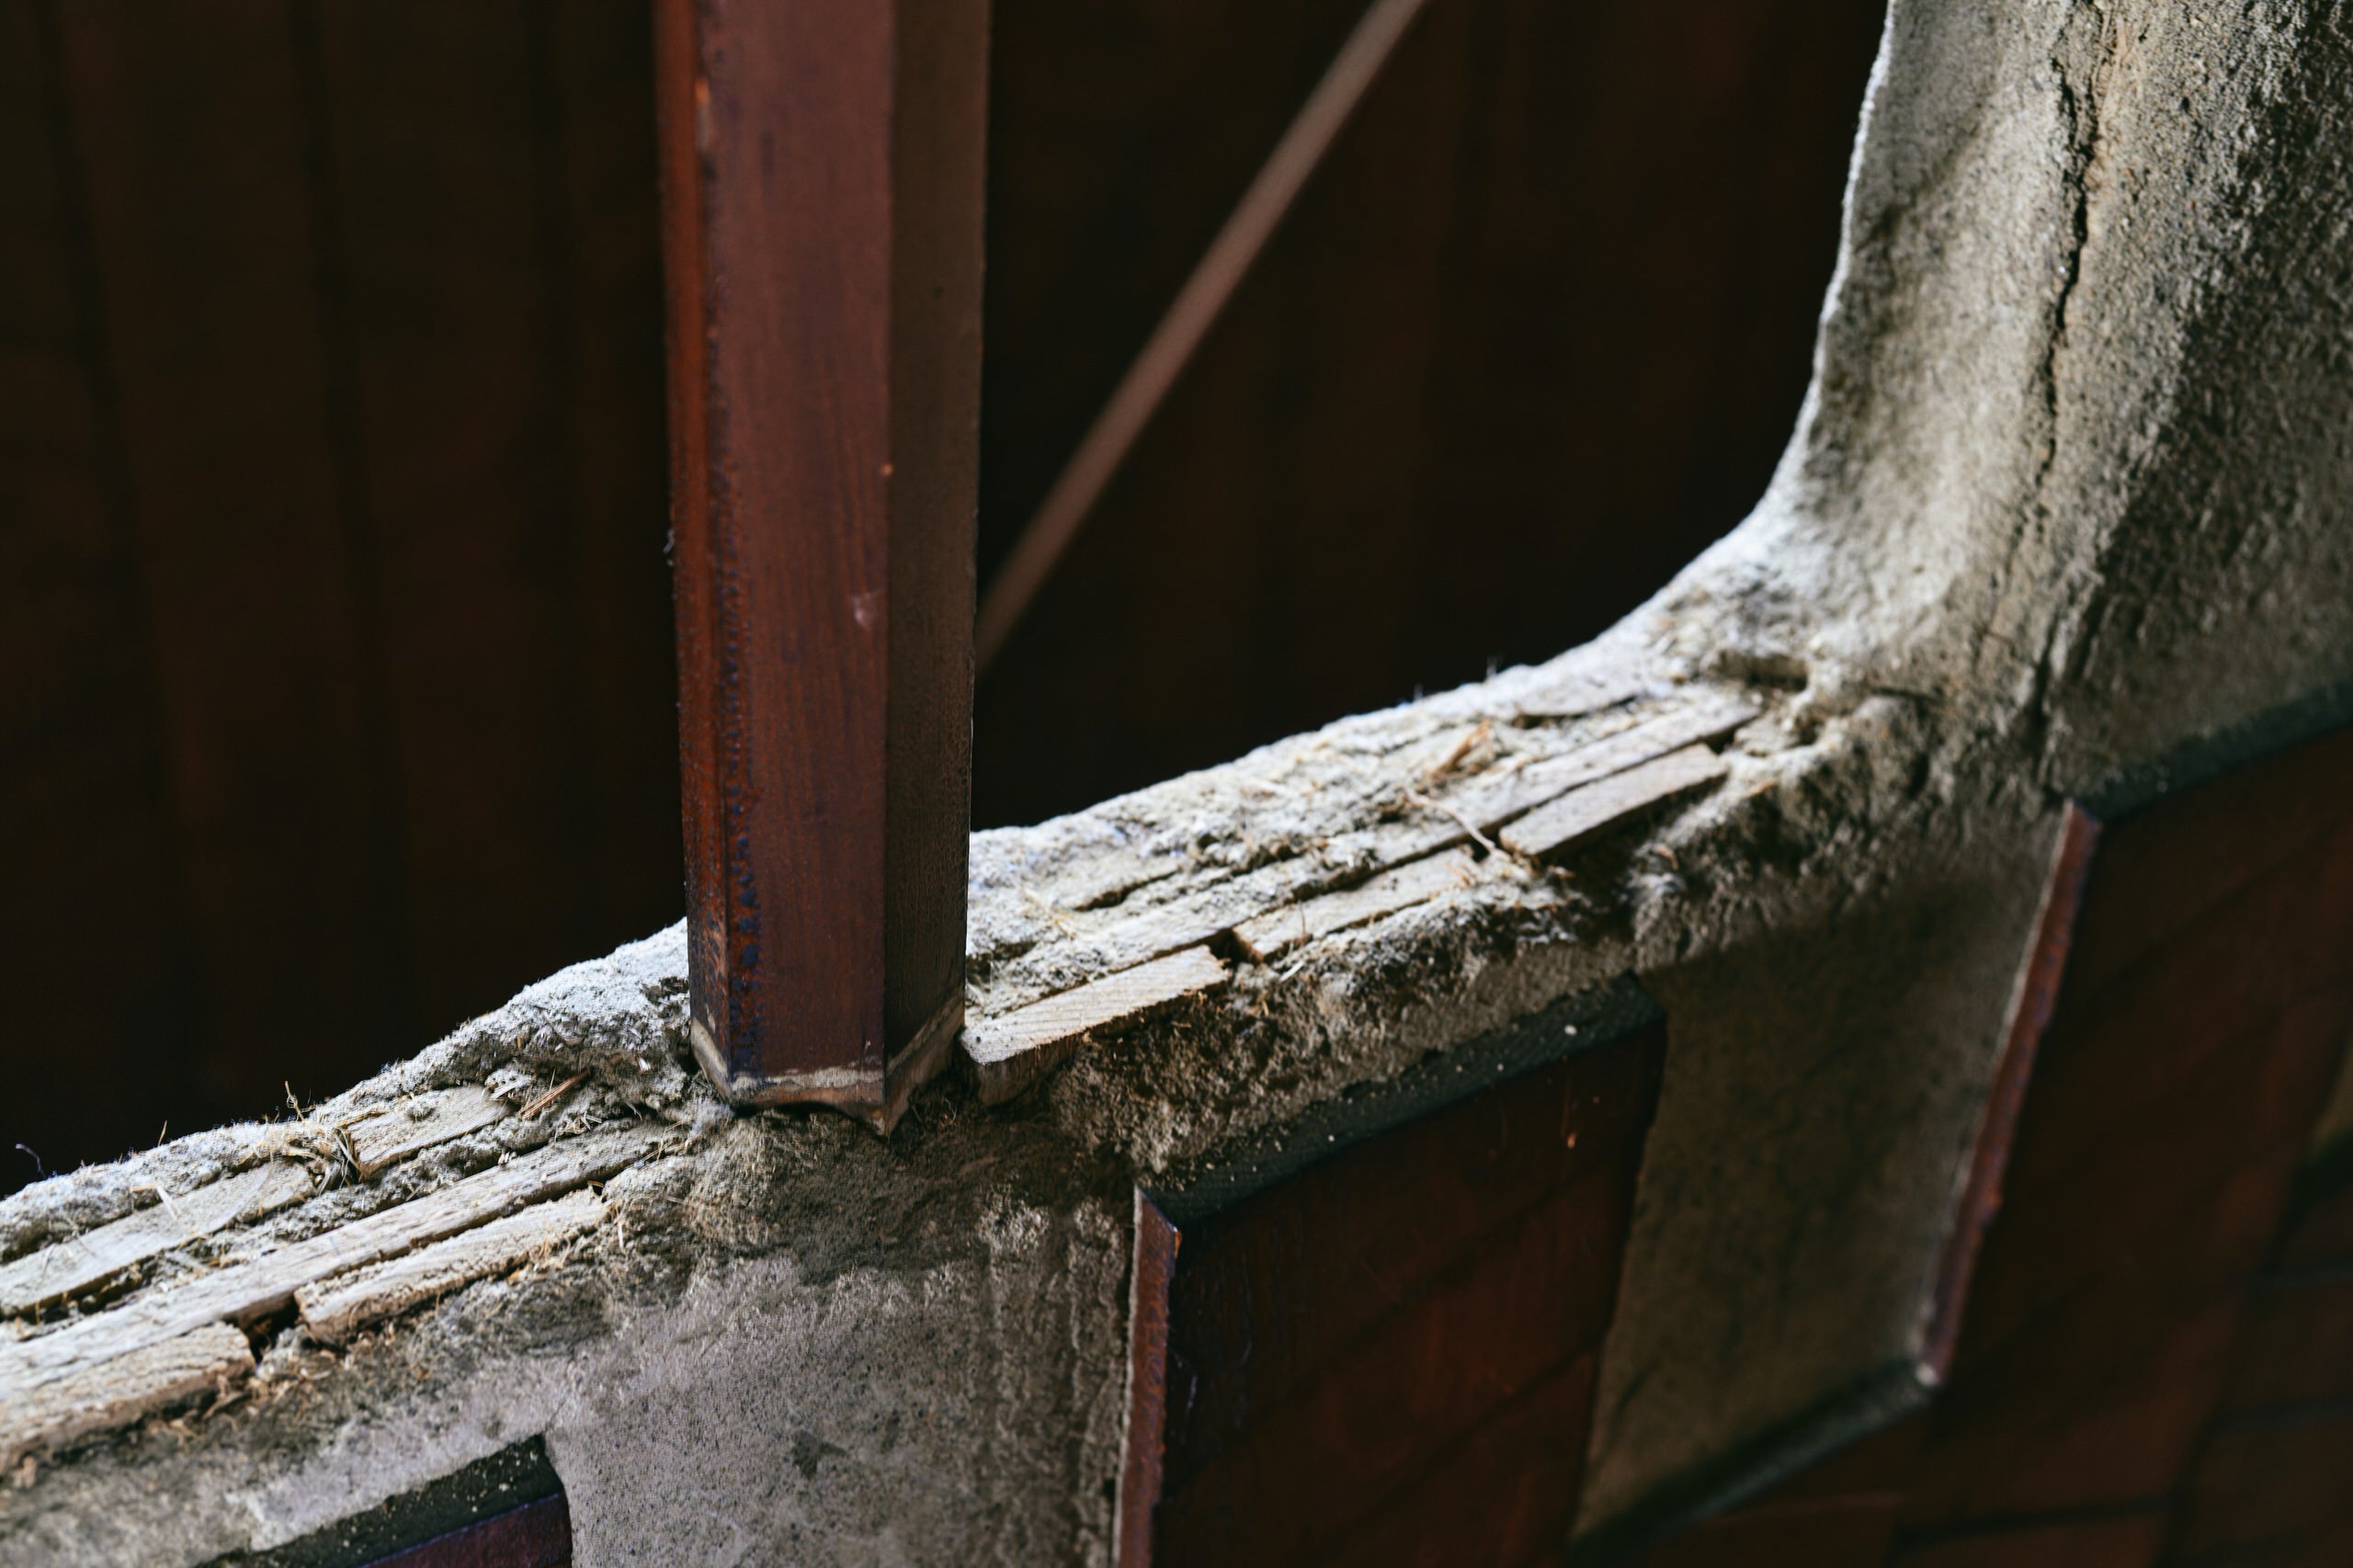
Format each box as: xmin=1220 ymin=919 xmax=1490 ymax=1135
xmin=2 ymin=627 xmax=2336 ymax=1565
xmin=9 ymin=0 xmax=2353 ymax=1560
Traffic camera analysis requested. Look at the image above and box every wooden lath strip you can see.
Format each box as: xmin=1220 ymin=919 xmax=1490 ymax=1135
xmin=297 ymin=1188 xmax=607 ymax=1346
xmin=0 ymin=1121 xmax=663 ymax=1399
xmin=0 ymin=1162 xmax=313 ymax=1315
xmin=0 ymin=1323 xmax=252 ymax=1468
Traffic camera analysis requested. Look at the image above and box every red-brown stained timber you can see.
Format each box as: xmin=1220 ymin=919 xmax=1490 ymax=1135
xmin=1613 ymin=727 xmax=2353 ymax=1565
xmin=1625 ymin=1418 xmax=1921 ymax=1568
xmin=655 ymin=0 xmax=986 ymax=1127
xmin=1893 ymin=1513 xmax=2167 ymax=1568
xmin=1149 ymin=1024 xmax=1664 ymax=1567
xmin=52 ymin=0 xmax=421 ymax=1119
xmin=1921 ymin=803 xmax=2100 ymax=1381
xmin=362 ymin=1492 xmax=571 ymax=1567
xmin=1117 ymin=1194 xmax=1179 ymax=1568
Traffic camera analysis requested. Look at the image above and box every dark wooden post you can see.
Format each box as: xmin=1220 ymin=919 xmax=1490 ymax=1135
xmin=654 ymin=0 xmax=985 ymax=1130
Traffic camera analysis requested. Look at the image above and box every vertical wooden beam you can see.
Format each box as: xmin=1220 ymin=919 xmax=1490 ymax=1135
xmin=1116 ymin=1193 xmax=1178 ymax=1568
xmin=655 ymin=0 xmax=985 ymax=1128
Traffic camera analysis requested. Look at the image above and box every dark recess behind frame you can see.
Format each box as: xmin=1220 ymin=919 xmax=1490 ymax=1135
xmin=0 ymin=0 xmax=1884 ymax=1194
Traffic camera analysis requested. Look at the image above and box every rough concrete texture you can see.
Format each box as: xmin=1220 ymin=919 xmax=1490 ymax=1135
xmin=8 ymin=0 xmax=2353 ymax=1561
xmin=1581 ymin=0 xmax=2353 ymax=1533
xmin=1 ymin=949 xmax=1134 ymax=1565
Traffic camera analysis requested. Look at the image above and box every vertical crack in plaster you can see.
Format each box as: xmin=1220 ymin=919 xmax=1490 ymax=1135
xmin=2009 ymin=5 xmax=2111 ymax=764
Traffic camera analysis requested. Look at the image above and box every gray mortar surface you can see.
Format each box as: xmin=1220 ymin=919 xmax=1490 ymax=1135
xmin=7 ymin=1 xmax=2353 ymax=1561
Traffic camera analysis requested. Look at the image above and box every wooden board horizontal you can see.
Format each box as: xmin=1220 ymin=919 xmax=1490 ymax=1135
xmin=1510 ymin=665 xmax=1655 ymax=722
xmin=1439 ymin=689 xmax=1753 ymax=840
xmin=1233 ymin=848 xmax=1476 ymax=961
xmin=344 ymin=1086 xmax=510 ymax=1178
xmin=0 ymin=1161 xmax=313 ymax=1314
xmin=299 ymin=1189 xmax=605 ymax=1346
xmin=1499 ymin=743 xmax=1727 ymax=859
xmin=0 ymin=1121 xmax=662 ymax=1400
xmin=965 ymin=946 xmax=1230 ymax=1104
xmin=0 ymin=1322 xmax=251 ymax=1467
xmin=993 ymin=690 xmax=1767 ymax=1012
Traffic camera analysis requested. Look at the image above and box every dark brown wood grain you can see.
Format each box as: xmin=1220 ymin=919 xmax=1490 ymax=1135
xmin=973 ymin=0 xmax=1887 ymax=827
xmin=1620 ymin=727 xmax=2353 ymax=1568
xmin=1630 ymin=1424 xmax=1919 ymax=1568
xmin=51 ymin=0 xmax=422 ymax=1118
xmin=1148 ymin=1023 xmax=1664 ymax=1568
xmin=1893 ymin=1514 xmax=2167 ymax=1568
xmin=1118 ymin=1195 xmax=1179 ymax=1568
xmin=364 ymin=1493 xmax=571 ymax=1567
xmin=1901 ymin=802 xmax=2353 ymax=1534
xmin=655 ymin=0 xmax=983 ymax=1125
xmin=2277 ymin=1179 xmax=2353 ymax=1271
xmin=0 ymin=1 xmax=680 ymax=1196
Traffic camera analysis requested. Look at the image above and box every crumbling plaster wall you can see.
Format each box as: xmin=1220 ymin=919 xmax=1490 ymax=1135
xmin=6 ymin=1 xmax=2353 ymax=1562
xmin=1590 ymin=0 xmax=2353 ymax=1529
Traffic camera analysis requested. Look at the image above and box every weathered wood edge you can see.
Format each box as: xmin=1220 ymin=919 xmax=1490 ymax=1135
xmin=0 ymin=1121 xmax=665 ymax=1398
xmin=1233 ymin=847 xmax=1478 ymax=961
xmin=959 ymin=685 xmax=1765 ymax=1101
xmin=1113 ymin=1191 xmax=1178 ymax=1568
xmin=1499 ymin=744 xmax=1731 ymax=859
xmin=690 ymin=988 xmax=965 ymax=1134
xmin=0 ymin=1323 xmax=254 ymax=1470
xmin=1917 ymin=801 xmax=2101 ymax=1381
xmin=296 ymin=1188 xmax=608 ymax=1347
xmin=346 ymin=1086 xmax=510 ymax=1178
xmin=967 ymin=949 xmax=1231 ymax=1106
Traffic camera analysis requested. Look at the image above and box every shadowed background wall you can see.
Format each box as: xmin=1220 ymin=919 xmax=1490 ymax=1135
xmin=0 ymin=0 xmax=1883 ymax=1195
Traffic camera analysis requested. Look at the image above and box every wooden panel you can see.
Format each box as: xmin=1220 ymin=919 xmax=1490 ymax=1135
xmin=657 ymin=0 xmax=983 ymax=1125
xmin=1949 ymin=986 xmax=2348 ymax=1385
xmin=541 ymin=2 xmax=683 ymax=960
xmin=1894 ymin=1515 xmax=2166 ymax=1568
xmin=365 ymin=1494 xmax=570 ymax=1568
xmin=1315 ymin=1353 xmax=1598 ymax=1568
xmin=1923 ymin=805 xmax=2101 ymax=1376
xmin=2218 ymin=1275 xmax=2353 ymax=1413
xmin=0 ymin=0 xmax=199 ymax=1192
xmin=1631 ymin=1495 xmax=1902 ymax=1568
xmin=2172 ymin=1412 xmax=2353 ymax=1560
xmin=2277 ymin=1180 xmax=2353 ymax=1270
xmin=1626 ymin=1422 xmax=1921 ymax=1568
xmin=1624 ymin=728 xmax=2353 ymax=1566
xmin=1146 ymin=1023 xmax=1664 ymax=1567
xmin=1904 ymin=775 xmax=2353 ymax=1533
xmin=51 ymin=0 xmax=414 ymax=1120
xmin=2062 ymin=728 xmax=2353 ymax=1006
xmin=0 ymin=3 xmax=678 ymax=1198
xmin=305 ymin=0 xmax=606 ymax=1027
